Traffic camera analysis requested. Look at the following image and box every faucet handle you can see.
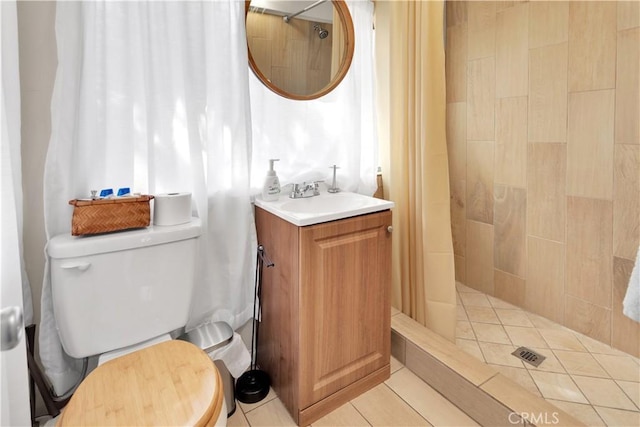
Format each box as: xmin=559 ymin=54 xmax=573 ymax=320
xmin=328 ymin=165 xmax=340 ymax=193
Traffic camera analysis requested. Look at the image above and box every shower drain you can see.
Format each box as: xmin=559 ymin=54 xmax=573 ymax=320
xmin=511 ymin=346 xmax=546 ymax=367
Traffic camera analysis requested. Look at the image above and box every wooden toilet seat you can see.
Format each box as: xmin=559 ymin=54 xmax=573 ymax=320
xmin=57 ymin=340 xmax=224 ymax=426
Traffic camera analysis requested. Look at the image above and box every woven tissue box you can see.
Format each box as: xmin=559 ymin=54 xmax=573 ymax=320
xmin=69 ymin=195 xmax=154 ymax=236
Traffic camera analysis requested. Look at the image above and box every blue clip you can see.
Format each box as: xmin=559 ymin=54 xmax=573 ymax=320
xmin=99 ymin=188 xmax=114 ymax=198
xmin=117 ymin=187 xmax=131 ymax=196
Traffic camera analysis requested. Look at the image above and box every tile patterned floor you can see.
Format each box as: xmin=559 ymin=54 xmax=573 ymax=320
xmin=226 ymin=282 xmax=639 ymax=426
xmin=455 ymin=282 xmax=640 ymax=427
xmin=227 ymin=356 xmax=480 ymax=427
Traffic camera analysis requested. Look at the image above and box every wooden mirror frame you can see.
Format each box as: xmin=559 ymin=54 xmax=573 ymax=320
xmin=245 ymin=0 xmax=355 ymax=101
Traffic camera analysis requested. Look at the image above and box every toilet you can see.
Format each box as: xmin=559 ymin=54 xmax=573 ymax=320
xmin=47 ymin=218 xmax=227 ymax=426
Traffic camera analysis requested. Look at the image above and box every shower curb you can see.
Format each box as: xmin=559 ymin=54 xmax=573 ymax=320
xmin=390 ymin=312 xmax=585 ymax=427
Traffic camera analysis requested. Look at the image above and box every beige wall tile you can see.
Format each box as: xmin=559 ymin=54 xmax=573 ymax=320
xmin=493 ymin=185 xmax=526 ymax=278
xmin=529 ymin=1 xmax=569 ymax=49
xmin=615 ymin=28 xmax=640 ymax=145
xmin=446 ymin=25 xmax=467 ymax=103
xmin=496 ymin=4 xmax=528 ymax=98
xmin=447 ymin=102 xmax=467 ymax=183
xmin=613 ymin=144 xmax=640 ymax=260
xmin=496 ymin=1 xmax=516 ymax=13
xmin=451 ymin=179 xmax=466 ymax=257
xmin=466 ymin=220 xmax=495 ymax=295
xmin=528 ymin=43 xmax=568 ymax=143
xmin=494 ymin=269 xmax=525 ymax=308
xmin=467 ymin=1 xmax=496 ymax=60
xmin=564 ymin=296 xmax=612 ymax=345
xmin=526 ymin=237 xmax=565 ymax=324
xmin=527 ymin=143 xmax=566 ymax=242
xmin=566 ymin=197 xmax=613 ymax=308
xmin=568 ymin=1 xmax=617 ymax=92
xmin=467 ymin=57 xmax=495 ymax=141
xmin=466 ymin=141 xmax=494 ymax=224
xmin=446 ymin=0 xmax=635 ymax=355
xmin=618 ymin=1 xmax=640 ymax=30
xmin=495 ymin=97 xmax=527 ymax=187
xmin=567 ymin=90 xmax=615 ymax=200
xmin=612 ymin=257 xmax=640 ymax=357
xmin=446 ymin=0 xmax=467 ymax=28
xmin=455 ymin=254 xmax=467 ymax=284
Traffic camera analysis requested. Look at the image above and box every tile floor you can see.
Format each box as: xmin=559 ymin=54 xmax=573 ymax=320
xmin=226 ymin=282 xmax=639 ymax=426
xmin=227 ymin=356 xmax=480 ymax=427
xmin=455 ymin=282 xmax=640 ymax=427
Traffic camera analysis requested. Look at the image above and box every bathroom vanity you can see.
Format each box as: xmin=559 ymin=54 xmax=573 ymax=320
xmin=254 ymin=192 xmax=393 ymax=426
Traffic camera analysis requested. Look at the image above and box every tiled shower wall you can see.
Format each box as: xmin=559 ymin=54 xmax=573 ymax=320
xmin=444 ymin=1 xmax=639 ymax=357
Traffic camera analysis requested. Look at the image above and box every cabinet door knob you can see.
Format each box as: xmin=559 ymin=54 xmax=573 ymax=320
xmin=387 ymin=226 xmax=393 ymax=233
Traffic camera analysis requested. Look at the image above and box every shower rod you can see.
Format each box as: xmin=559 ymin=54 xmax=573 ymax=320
xmin=283 ymin=0 xmax=328 ymax=23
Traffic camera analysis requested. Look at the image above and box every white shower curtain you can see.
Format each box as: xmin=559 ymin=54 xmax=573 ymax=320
xmin=249 ymin=0 xmax=378 ymax=194
xmin=41 ymin=0 xmax=256 ymax=392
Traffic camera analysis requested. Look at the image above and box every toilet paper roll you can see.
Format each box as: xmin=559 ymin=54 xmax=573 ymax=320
xmin=153 ymin=192 xmax=192 ymax=226
xmin=206 ymin=333 xmax=251 ymax=379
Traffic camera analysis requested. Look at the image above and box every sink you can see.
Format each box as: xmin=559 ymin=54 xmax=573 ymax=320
xmin=254 ymin=191 xmax=394 ymax=226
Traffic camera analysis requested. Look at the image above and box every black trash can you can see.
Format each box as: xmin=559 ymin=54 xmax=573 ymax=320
xmin=177 ymin=321 xmax=236 ymax=416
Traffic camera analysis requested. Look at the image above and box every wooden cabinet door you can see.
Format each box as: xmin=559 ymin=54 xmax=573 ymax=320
xmin=298 ymin=211 xmax=392 ymax=408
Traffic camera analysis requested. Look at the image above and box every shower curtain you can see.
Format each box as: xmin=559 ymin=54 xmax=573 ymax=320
xmin=41 ymin=0 xmax=255 ymax=393
xmin=388 ymin=0 xmax=457 ymax=341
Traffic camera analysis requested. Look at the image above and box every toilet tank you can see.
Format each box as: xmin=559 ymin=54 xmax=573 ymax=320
xmin=47 ymin=219 xmax=201 ymax=359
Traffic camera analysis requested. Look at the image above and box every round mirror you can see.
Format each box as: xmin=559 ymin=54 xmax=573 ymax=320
xmin=245 ymin=0 xmax=354 ymax=100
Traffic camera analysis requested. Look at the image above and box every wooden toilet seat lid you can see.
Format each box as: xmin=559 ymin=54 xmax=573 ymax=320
xmin=58 ymin=340 xmax=223 ymax=426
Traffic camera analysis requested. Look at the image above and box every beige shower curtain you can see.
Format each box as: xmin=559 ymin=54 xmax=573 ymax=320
xmin=388 ymin=0 xmax=457 ymax=341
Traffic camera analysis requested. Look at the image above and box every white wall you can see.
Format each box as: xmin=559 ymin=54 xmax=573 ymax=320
xmin=17 ymin=0 xmax=57 ymax=418
xmin=17 ymin=1 xmax=56 ymax=334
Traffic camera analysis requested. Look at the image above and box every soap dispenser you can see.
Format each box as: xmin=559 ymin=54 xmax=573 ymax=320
xmin=262 ymin=159 xmax=281 ymax=201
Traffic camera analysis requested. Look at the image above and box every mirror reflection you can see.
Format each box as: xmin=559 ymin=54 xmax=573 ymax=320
xmin=246 ymin=0 xmax=352 ymax=99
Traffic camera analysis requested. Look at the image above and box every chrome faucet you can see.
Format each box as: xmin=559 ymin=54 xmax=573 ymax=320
xmin=290 ymin=181 xmax=322 ymax=199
